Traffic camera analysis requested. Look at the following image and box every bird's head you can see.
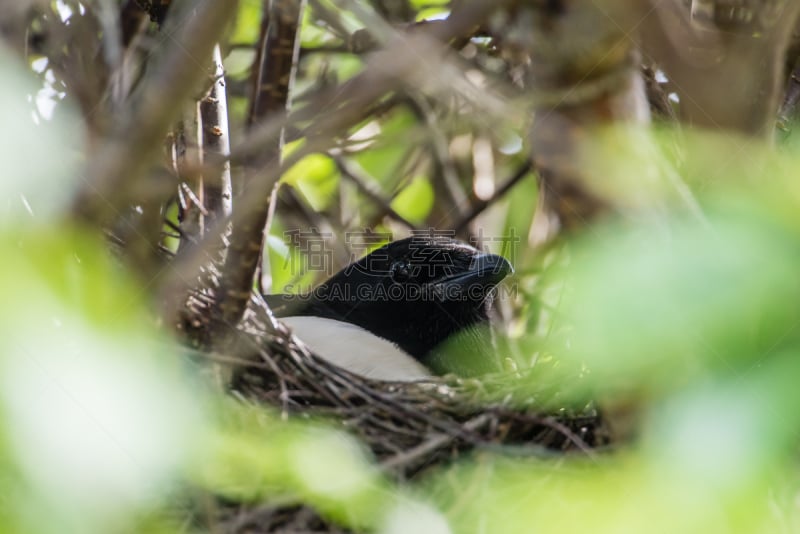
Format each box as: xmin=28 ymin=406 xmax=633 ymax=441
xmin=311 ymin=236 xmax=513 ymax=374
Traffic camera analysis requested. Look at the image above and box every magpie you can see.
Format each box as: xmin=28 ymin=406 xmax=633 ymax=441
xmin=265 ymin=236 xmax=513 ymax=381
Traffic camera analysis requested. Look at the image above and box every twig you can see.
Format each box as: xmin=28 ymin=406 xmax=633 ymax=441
xmin=174 ymin=109 xmax=205 ymax=249
xmin=380 ymin=413 xmax=492 ymax=470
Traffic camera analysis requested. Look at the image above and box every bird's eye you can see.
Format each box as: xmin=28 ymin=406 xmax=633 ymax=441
xmin=390 ymin=260 xmax=411 ymax=282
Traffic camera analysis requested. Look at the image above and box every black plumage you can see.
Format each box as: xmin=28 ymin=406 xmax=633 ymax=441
xmin=265 ymin=236 xmax=513 ymax=379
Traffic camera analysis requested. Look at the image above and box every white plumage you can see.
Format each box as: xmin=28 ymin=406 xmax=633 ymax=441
xmin=280 ymin=316 xmax=431 ymax=381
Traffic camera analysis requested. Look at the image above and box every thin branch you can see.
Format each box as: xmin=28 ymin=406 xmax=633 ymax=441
xmin=407 ymin=94 xmax=470 ymax=218
xmin=452 ymin=160 xmax=533 ymax=233
xmin=380 ymin=413 xmax=492 ymax=470
xmin=120 ymin=0 xmax=148 ymax=48
xmin=333 ymin=156 xmax=419 ymax=231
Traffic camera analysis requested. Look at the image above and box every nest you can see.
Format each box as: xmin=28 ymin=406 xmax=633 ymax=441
xmin=184 ymin=294 xmax=608 ymax=533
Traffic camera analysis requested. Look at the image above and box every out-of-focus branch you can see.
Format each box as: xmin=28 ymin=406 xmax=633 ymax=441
xmin=519 ymin=2 xmax=651 ymax=242
xmin=73 ymin=0 xmax=239 ymax=270
xmin=641 ymin=0 xmax=800 ymax=139
xmin=642 ymin=64 xmax=678 ymax=123
xmin=120 ymin=0 xmax=148 ymax=47
xmin=778 ymin=57 xmax=800 ymax=138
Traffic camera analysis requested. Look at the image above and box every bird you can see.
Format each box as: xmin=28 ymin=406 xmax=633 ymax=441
xmin=264 ymin=236 xmax=513 ymax=381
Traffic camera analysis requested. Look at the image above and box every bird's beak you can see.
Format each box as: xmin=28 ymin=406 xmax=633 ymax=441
xmin=431 ymin=253 xmax=513 ymax=293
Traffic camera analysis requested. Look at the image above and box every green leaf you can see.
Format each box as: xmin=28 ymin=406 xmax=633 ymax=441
xmin=545 ymin=208 xmax=800 ymax=399
xmin=391 ymin=177 xmax=434 ymax=224
xmin=281 ymin=153 xmax=339 ymax=211
xmin=0 ymin=228 xmax=202 ymax=533
xmin=196 ymin=402 xmax=392 ymax=530
xmin=353 ymin=109 xmax=417 ymax=184
xmin=231 ymin=0 xmax=262 ymax=44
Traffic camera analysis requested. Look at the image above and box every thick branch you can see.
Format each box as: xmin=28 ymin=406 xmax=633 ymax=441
xmin=215 ymin=0 xmax=306 ymax=332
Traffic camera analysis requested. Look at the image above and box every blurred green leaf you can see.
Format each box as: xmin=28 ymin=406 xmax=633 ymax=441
xmin=423 ymin=452 xmax=777 ymax=534
xmin=301 ymin=7 xmax=337 ymax=47
xmin=0 ymin=228 xmax=202 ymax=534
xmin=391 ymin=177 xmax=434 ymax=224
xmin=543 ymin=203 xmax=800 ymax=399
xmin=231 ymin=0 xmax=262 ymax=44
xmin=281 ymin=152 xmax=339 ymax=211
xmin=223 ymin=47 xmax=256 ymax=78
xmin=196 ymin=402 xmax=392 ymax=530
xmin=0 ymin=46 xmax=81 ymax=224
xmin=353 ymin=109 xmax=417 ymax=184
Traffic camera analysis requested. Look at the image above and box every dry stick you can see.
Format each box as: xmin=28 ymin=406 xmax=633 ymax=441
xmin=452 ymin=160 xmax=533 ymax=234
xmin=537 ymin=416 xmax=597 ymax=457
xmin=215 ymin=0 xmax=307 ymax=332
xmin=200 ymin=44 xmax=233 ymax=222
xmin=333 ymin=156 xmax=419 ymax=230
xmin=380 ymin=413 xmax=493 ymax=470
